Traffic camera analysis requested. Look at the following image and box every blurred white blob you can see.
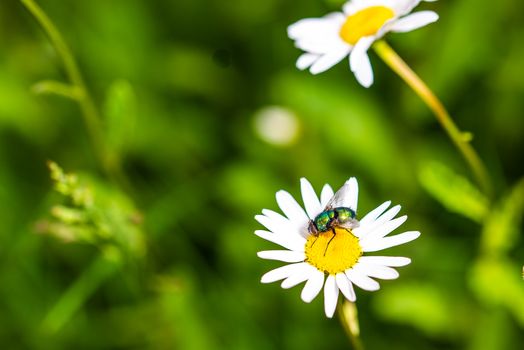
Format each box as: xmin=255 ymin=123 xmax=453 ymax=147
xmin=253 ymin=106 xmax=300 ymax=146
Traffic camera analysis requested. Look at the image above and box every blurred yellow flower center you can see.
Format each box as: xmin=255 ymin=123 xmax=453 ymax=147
xmin=339 ymin=6 xmax=395 ymax=45
xmin=305 ymin=227 xmax=362 ymax=275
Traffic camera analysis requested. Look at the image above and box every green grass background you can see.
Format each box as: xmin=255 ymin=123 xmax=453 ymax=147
xmin=0 ymin=0 xmax=523 ymax=349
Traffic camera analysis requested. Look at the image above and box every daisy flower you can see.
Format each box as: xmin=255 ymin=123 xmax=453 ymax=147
xmin=255 ymin=177 xmax=420 ymax=318
xmin=287 ymin=0 xmax=438 ymax=87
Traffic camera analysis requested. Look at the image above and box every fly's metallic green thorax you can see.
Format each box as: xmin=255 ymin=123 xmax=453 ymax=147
xmin=314 ymin=210 xmax=333 ymax=232
xmin=310 ymin=206 xmax=356 ymax=234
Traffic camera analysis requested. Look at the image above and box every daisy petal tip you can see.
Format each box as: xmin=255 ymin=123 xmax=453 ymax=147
xmin=400 ymin=231 xmax=421 ymax=245
xmin=356 ymin=282 xmax=380 ymax=292
xmin=300 ymin=291 xmax=314 ymax=303
xmin=325 ymin=307 xmax=336 ymax=318
xmin=428 ymin=11 xmax=439 ymax=22
xmin=275 ymin=190 xmax=288 ymax=202
xmin=254 ymin=229 xmax=266 ymax=237
xmin=360 ymin=78 xmax=373 ymax=88
xmin=296 ymin=64 xmax=308 ymax=71
xmin=345 ymin=177 xmax=359 ymax=192
xmin=254 ymin=214 xmax=266 ymax=224
xmin=308 ymin=66 xmax=323 ymax=75
xmin=260 ymin=275 xmax=271 ymax=284
xmin=359 ymin=72 xmax=374 ymax=87
xmin=286 ymin=23 xmax=300 ymax=39
xmin=346 ymin=177 xmax=357 ymax=185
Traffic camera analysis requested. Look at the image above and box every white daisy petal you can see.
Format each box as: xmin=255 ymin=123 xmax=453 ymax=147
xmin=358 ymin=201 xmax=391 ymax=227
xmin=324 ymin=275 xmax=339 ymax=318
xmin=296 ymin=53 xmax=320 ymax=70
xmin=309 ymin=46 xmax=351 ymax=74
xmin=349 ymin=36 xmax=375 ymax=88
xmin=344 ymin=177 xmax=359 ymax=211
xmin=354 ymin=262 xmax=399 ymax=280
xmin=336 ymin=273 xmax=356 ymax=302
xmin=281 ymin=264 xmax=315 ymax=289
xmin=287 ymin=13 xmax=345 ymax=40
xmin=296 ymin=38 xmax=342 ymax=56
xmin=301 ymin=269 xmax=325 ymax=303
xmin=255 ymin=212 xmax=306 ymax=241
xmin=343 ymin=0 xmax=392 ymax=15
xmin=257 ymin=250 xmax=305 ymax=263
xmin=320 ymin=184 xmax=334 ymax=208
xmin=390 ymin=11 xmax=439 ymax=33
xmin=254 ymin=230 xmax=305 ymax=251
xmin=261 ymin=209 xmax=303 ymax=237
xmin=276 ymin=190 xmax=309 ymax=235
xmin=361 ymin=231 xmax=421 ymax=252
xmin=254 ymin=214 xmax=284 ymax=235
xmin=261 ymin=208 xmax=289 ymax=225
xmin=360 ymin=205 xmax=402 ymax=235
xmin=346 ymin=269 xmax=380 ymax=291
xmin=300 ymin=178 xmax=322 ymax=219
xmin=291 ymin=14 xmax=347 ymax=55
xmin=360 ymin=215 xmax=408 ymax=244
xmin=342 ymin=1 xmax=358 ymax=15
xmin=392 ymin=0 xmax=424 ymax=15
xmin=261 ymin=263 xmax=305 ymax=283
xmin=358 ymin=256 xmax=411 ymax=267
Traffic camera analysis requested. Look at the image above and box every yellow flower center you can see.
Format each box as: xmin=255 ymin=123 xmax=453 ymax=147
xmin=339 ymin=6 xmax=395 ymax=45
xmin=304 ymin=227 xmax=362 ymax=275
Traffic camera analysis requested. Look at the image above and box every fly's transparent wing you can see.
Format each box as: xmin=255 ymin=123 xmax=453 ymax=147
xmin=339 ymin=219 xmax=360 ymax=229
xmin=324 ymin=182 xmax=350 ymax=209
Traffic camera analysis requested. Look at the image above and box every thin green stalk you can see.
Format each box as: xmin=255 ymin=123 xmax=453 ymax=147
xmin=41 ymin=255 xmax=120 ymax=334
xmin=20 ymin=0 xmax=130 ymax=190
xmin=373 ymin=40 xmax=492 ymax=196
xmin=20 ymin=0 xmax=103 ymax=161
xmin=338 ymin=300 xmax=364 ymax=350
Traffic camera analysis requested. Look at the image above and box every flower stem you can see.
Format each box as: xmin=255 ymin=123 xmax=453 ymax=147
xmin=338 ymin=300 xmax=365 ymax=350
xmin=20 ymin=0 xmax=130 ymax=190
xmin=373 ymin=40 xmax=492 ymax=196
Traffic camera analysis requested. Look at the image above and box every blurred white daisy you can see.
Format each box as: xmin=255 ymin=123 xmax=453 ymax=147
xmin=255 ymin=177 xmax=420 ymax=318
xmin=287 ymin=0 xmax=438 ymax=87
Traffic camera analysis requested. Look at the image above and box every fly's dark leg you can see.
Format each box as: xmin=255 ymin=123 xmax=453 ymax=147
xmin=310 ymin=234 xmax=320 ymax=248
xmin=324 ymin=228 xmax=336 ymax=256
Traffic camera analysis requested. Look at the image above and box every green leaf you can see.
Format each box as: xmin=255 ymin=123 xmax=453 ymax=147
xmin=372 ymin=282 xmax=464 ymax=338
xmin=419 ymin=161 xmax=489 ymax=223
xmin=103 ymin=79 xmax=136 ymax=154
xmin=481 ymin=178 xmax=524 ymax=254
xmin=469 ymin=257 xmax=524 ymax=326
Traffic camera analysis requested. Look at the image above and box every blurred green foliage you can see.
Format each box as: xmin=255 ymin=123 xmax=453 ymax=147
xmin=0 ymin=0 xmax=523 ymax=349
